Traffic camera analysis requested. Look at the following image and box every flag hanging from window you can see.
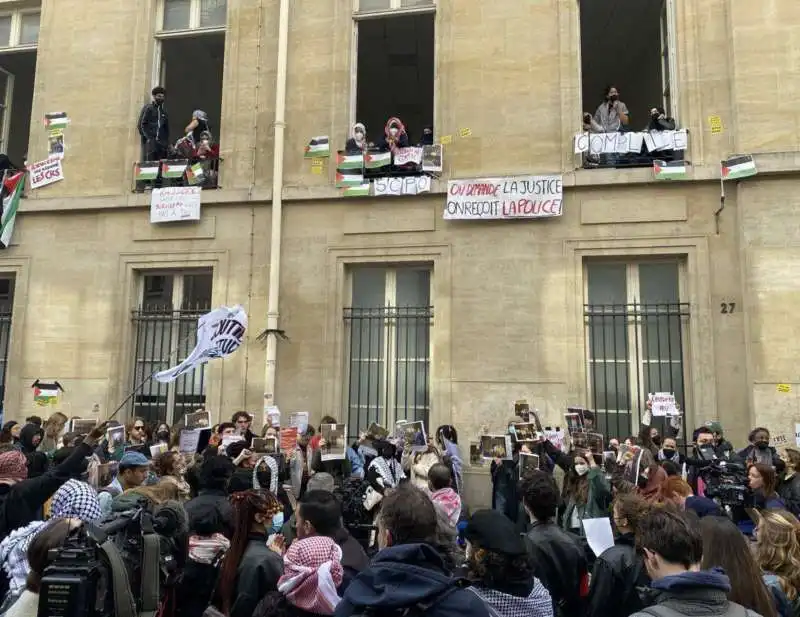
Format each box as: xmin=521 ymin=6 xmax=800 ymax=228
xmin=343 ymin=183 xmax=370 ymax=197
xmin=186 ymin=163 xmax=205 ymax=185
xmin=336 ymin=152 xmax=364 ymax=171
xmin=653 ymin=159 xmax=687 ymax=180
xmin=0 ymin=171 xmax=26 ymax=249
xmin=135 ymin=162 xmax=160 ymax=181
xmin=305 ymin=136 xmax=330 ymax=159
xmin=336 ymin=173 xmax=365 ymax=188
xmin=364 ymin=152 xmax=391 ymax=169
xmin=161 ymin=160 xmax=188 ymax=179
xmin=721 ymin=155 xmax=757 ymax=180
xmin=154 ymin=305 xmax=248 ymax=383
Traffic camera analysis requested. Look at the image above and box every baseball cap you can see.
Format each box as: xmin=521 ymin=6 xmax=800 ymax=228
xmin=119 ymin=451 xmax=150 ymax=468
xmin=705 ymin=421 xmax=723 ymax=434
xmin=464 ymin=509 xmax=527 ymax=556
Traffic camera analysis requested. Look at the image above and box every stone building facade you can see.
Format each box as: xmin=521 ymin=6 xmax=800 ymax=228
xmin=0 ymin=0 xmax=797 ymax=504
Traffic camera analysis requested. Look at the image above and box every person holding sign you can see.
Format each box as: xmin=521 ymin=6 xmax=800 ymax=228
xmin=561 ymin=450 xmax=612 ymax=537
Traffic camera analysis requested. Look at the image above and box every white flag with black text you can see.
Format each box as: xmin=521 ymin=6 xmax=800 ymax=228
xmin=154 ymin=305 xmax=248 ymax=383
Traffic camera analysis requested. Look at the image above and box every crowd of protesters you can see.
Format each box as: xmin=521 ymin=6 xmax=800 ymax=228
xmin=0 ymin=408 xmax=795 ymax=617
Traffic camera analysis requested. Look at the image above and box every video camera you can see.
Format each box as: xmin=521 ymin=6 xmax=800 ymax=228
xmin=694 ymin=445 xmax=751 ymax=508
xmin=38 ymin=506 xmax=183 ymax=617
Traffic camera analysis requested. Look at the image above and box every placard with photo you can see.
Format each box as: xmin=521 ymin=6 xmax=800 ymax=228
xmin=469 ymin=443 xmax=483 ymax=466
xmin=321 ymin=423 xmax=347 ymax=461
xmin=519 ymin=452 xmax=540 ymax=478
xmin=480 ymin=435 xmax=513 ymax=460
xmin=512 ymin=422 xmax=540 ymax=443
xmin=185 ymin=410 xmax=211 ymax=430
xmin=69 ymin=418 xmax=97 ymax=435
xmin=514 ymin=400 xmax=530 ymax=421
xmin=564 ymin=411 xmax=584 ymax=434
xmin=252 ymin=437 xmax=278 ymax=454
xmin=402 ymin=421 xmax=428 ymax=453
xmin=106 ymin=425 xmax=126 ymax=450
xmin=587 ymin=432 xmax=605 ymax=454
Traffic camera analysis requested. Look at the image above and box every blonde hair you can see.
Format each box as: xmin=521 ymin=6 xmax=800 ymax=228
xmin=126 ymin=480 xmax=180 ymax=504
xmin=754 ymin=509 xmax=800 ymax=600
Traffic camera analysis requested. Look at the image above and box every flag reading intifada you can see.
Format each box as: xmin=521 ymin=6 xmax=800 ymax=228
xmin=721 ymin=155 xmax=757 ymax=180
xmin=653 ymin=159 xmax=687 ymax=180
xmin=0 ymin=171 xmax=25 ymax=249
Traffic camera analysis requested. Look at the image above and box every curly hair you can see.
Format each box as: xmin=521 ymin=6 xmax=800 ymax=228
xmin=151 ymin=451 xmax=180 ymax=477
xmin=754 ymin=510 xmax=800 ymax=601
xmin=613 ymin=493 xmax=652 ymax=530
xmin=466 ymin=544 xmax=533 ymax=590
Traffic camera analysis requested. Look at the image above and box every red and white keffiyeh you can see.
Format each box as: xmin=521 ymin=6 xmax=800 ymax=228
xmin=278 ymin=536 xmax=343 ymax=615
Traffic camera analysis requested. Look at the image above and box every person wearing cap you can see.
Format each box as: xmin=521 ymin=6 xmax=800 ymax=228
xmin=97 ymin=450 xmax=149 ymax=516
xmin=464 ymin=509 xmax=553 ymax=617
xmin=704 ymin=421 xmax=735 ymax=460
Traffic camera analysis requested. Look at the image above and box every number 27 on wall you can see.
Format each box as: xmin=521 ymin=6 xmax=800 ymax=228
xmin=720 ymin=302 xmax=736 ymax=314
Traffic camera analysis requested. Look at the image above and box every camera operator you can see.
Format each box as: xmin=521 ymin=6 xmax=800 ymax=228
xmin=0 ymin=422 xmax=107 ymax=540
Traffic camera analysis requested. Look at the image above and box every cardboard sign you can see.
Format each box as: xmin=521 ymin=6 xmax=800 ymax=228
xmin=573 ymin=129 xmax=688 ymax=155
xmin=28 ymin=158 xmax=64 ymax=189
xmin=649 ymin=392 xmax=679 ymax=416
xmin=373 ymin=175 xmax=431 ymax=197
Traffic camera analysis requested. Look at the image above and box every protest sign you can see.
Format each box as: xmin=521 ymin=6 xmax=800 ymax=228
xmin=321 ymin=424 xmax=347 ymax=461
xmin=373 ymin=175 xmax=431 ymax=197
xmin=150 ymin=186 xmax=201 ymax=223
xmin=649 ymin=392 xmax=679 ymax=416
xmin=422 ymin=145 xmax=443 ymax=172
xmin=480 ymin=435 xmax=512 ymax=460
xmin=573 ymin=129 xmax=688 ymax=155
xmin=289 ymin=412 xmax=309 ymax=434
xmin=519 ymin=452 xmax=540 ymax=478
xmin=444 ymin=175 xmax=562 ymax=220
xmin=28 ymin=158 xmax=64 ymax=190
xmin=393 ymin=147 xmax=423 ymax=166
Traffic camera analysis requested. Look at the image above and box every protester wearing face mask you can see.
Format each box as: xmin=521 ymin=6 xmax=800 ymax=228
xmin=561 ymin=450 xmax=611 ymax=536
xmin=704 ymin=421 xmax=735 ymax=460
xmin=638 ymin=424 xmax=661 ymax=458
xmin=658 ymin=437 xmax=684 ymax=466
xmin=594 ymin=85 xmax=629 ymax=132
xmin=380 ymin=116 xmax=409 ymax=154
xmin=740 ymin=428 xmax=785 ymax=471
xmin=345 ymin=122 xmax=371 ymax=153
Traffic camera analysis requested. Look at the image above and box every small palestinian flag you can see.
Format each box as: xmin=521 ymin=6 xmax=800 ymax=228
xmin=336 ymin=173 xmax=364 ymax=188
xmin=161 ymin=160 xmax=188 ymax=179
xmin=44 ymin=112 xmax=69 ymax=129
xmin=0 ymin=171 xmax=25 ymax=249
xmin=135 ymin=163 xmax=160 ymax=181
xmin=305 ymin=136 xmax=330 ymax=159
xmin=186 ymin=163 xmax=205 ymax=185
xmin=343 ymin=183 xmax=370 ymax=197
xmin=364 ymin=151 xmax=391 ymax=169
xmin=653 ymin=159 xmax=687 ymax=180
xmin=336 ymin=152 xmax=364 ymax=170
xmin=721 ymin=155 xmax=757 ymax=180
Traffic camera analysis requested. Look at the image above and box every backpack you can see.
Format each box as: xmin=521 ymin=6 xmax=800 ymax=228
xmin=350 ymin=580 xmax=463 ymax=617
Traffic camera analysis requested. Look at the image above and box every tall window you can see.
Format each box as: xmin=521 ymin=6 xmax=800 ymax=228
xmin=343 ymin=266 xmax=432 ymax=439
xmin=353 ymin=3 xmax=434 ymax=153
xmin=152 ymin=0 xmax=226 ymax=164
xmin=0 ymin=277 xmax=14 ymax=412
xmin=131 ymin=271 xmax=213 ymax=424
xmin=584 ymin=260 xmax=689 ymax=439
xmin=0 ymin=8 xmax=39 ymax=166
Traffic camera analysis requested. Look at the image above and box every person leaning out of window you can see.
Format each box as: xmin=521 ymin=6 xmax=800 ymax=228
xmin=645 ymin=107 xmax=676 ymax=131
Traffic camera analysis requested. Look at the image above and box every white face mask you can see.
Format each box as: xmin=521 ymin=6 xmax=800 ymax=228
xmin=574 ymin=463 xmax=589 ymax=476
xmin=389 ymin=127 xmax=398 ymax=137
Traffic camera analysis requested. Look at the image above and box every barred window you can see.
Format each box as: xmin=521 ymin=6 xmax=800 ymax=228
xmin=131 ymin=271 xmax=212 ymax=425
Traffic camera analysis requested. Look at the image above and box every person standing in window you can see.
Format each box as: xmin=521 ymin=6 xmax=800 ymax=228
xmin=593 ymin=85 xmax=629 ymax=132
xmin=137 ymin=86 xmax=170 ymax=162
xmin=185 ymin=109 xmax=211 ymax=144
xmin=646 ymin=107 xmax=676 ymax=131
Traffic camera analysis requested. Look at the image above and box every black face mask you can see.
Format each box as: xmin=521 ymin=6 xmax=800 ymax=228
xmin=662 ymin=448 xmax=675 ymax=458
xmin=637 ymin=475 xmax=649 ymax=489
xmin=652 ymin=436 xmax=662 ymax=447
xmin=157 ymin=431 xmax=170 ymax=443
xmin=756 ymin=440 xmax=770 ymax=450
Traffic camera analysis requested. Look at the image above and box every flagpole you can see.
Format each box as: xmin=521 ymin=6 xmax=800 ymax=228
xmin=106 ymin=325 xmax=200 ymax=422
xmin=714 ymin=161 xmax=726 ymax=235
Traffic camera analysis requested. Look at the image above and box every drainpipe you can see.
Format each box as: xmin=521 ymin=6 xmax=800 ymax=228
xmin=263 ymin=0 xmax=289 ymax=414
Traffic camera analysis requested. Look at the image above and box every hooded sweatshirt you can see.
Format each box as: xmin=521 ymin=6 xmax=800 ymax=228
xmin=345 ymin=122 xmax=368 ymax=153
xmin=629 ymin=569 xmax=758 ymax=617
xmin=17 ymin=425 xmax=47 ymax=479
xmin=335 ymin=543 xmax=489 ymax=617
xmin=381 ymin=117 xmax=409 ymax=153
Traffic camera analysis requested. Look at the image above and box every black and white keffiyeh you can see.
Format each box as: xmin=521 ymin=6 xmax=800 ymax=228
xmin=253 ymin=455 xmax=279 ymax=495
xmin=368 ymin=456 xmax=405 ymax=489
xmin=470 ymin=579 xmax=554 ymax=617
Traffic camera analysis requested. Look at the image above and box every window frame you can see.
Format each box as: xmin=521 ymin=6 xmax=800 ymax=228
xmin=583 ymin=259 xmax=689 ymax=435
xmin=155 ymin=0 xmax=227 ymax=38
xmin=353 ymin=0 xmax=435 ymax=17
xmin=0 ymin=9 xmax=40 ymax=50
xmin=343 ymin=264 xmax=433 ymax=437
xmin=132 ymin=269 xmax=213 ymax=425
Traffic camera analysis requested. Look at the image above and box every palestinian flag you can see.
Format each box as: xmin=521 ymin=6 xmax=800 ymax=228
xmin=33 ymin=385 xmax=60 ymax=406
xmin=44 ymin=112 xmax=69 ymax=129
xmin=186 ymin=163 xmax=205 ymax=185
xmin=721 ymin=155 xmax=757 ymax=180
xmin=0 ymin=171 xmax=25 ymax=249
xmin=305 ymin=136 xmax=330 ymax=158
xmin=161 ymin=160 xmax=188 ymax=179
xmin=653 ymin=159 xmax=687 ymax=180
xmin=135 ymin=162 xmax=160 ymax=181
xmin=343 ymin=183 xmax=370 ymax=197
xmin=336 ymin=173 xmax=364 ymax=188
xmin=336 ymin=152 xmax=364 ymax=170
xmin=364 ymin=152 xmax=391 ymax=169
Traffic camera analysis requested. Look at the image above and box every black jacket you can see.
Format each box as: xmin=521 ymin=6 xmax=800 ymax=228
xmin=333 ymin=526 xmax=369 ymax=593
xmin=137 ymin=100 xmax=170 ymax=144
xmin=524 ymin=521 xmax=588 ymax=617
xmin=738 ymin=445 xmax=785 ymax=473
xmin=230 ymin=534 xmax=284 ymax=617
xmin=714 ymin=439 xmax=735 ymax=460
xmin=0 ymin=441 xmax=92 ymax=540
xmin=185 ymin=489 xmax=234 ymax=538
xmin=779 ymin=473 xmax=800 ymax=517
xmin=491 ymin=459 xmax=519 ymax=522
xmin=17 ymin=424 xmax=47 ymax=478
xmin=255 ymin=592 xmax=333 ymax=617
xmin=586 ymin=532 xmax=650 ymax=617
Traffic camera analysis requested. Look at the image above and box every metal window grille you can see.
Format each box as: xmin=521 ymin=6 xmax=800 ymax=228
xmin=344 ymin=305 xmax=432 ymax=440
xmin=584 ymin=301 xmax=690 ymax=442
xmin=130 ymin=305 xmax=208 ymax=425
xmin=0 ymin=306 xmax=11 ymax=409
